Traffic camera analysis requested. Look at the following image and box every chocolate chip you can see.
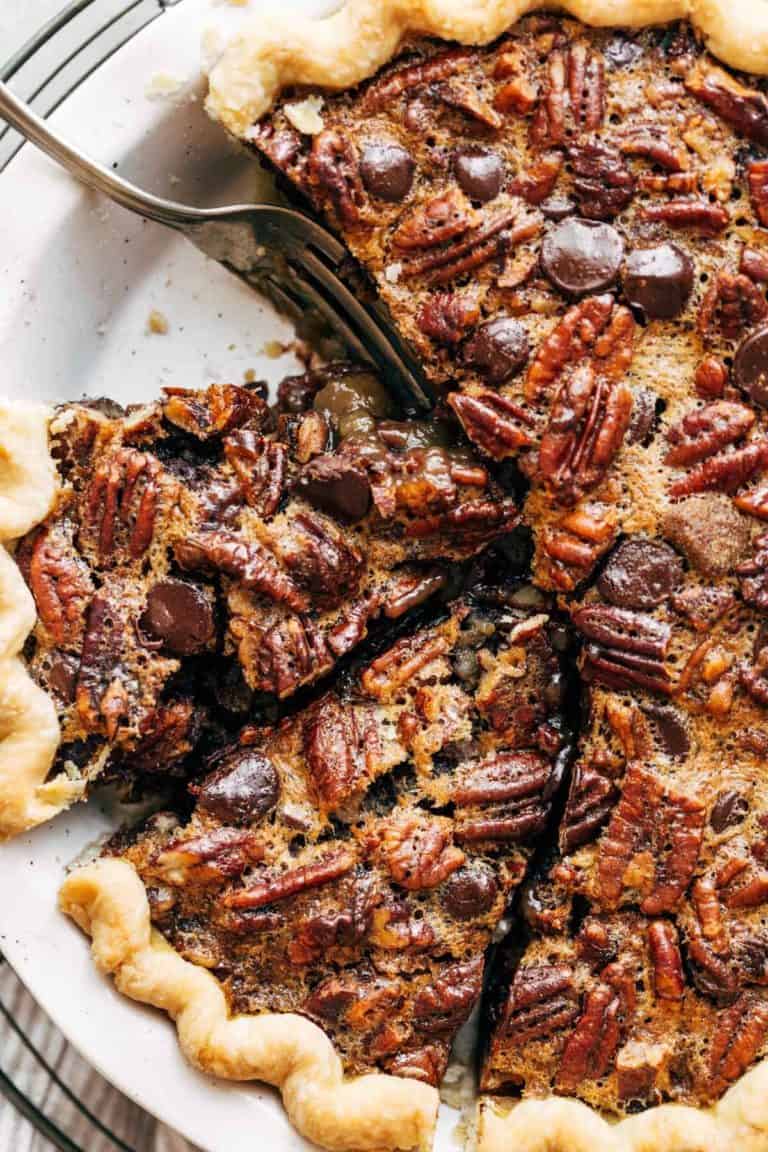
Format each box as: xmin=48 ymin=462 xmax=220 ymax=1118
xmin=597 ymin=539 xmax=683 ymax=609
xmin=626 ymin=386 xmax=659 ymax=445
xmin=642 ymin=704 xmax=690 ymax=760
xmin=540 ymin=219 xmax=624 ymax=296
xmin=710 ymin=789 xmax=750 ymax=833
xmin=297 ymin=455 xmax=371 ymax=523
xmin=734 ymin=324 xmax=768 ymax=408
xmin=194 ymin=748 xmax=280 ymax=824
xmin=48 ymin=653 xmax=79 ymax=703
xmin=140 ymin=580 xmax=214 ymax=655
xmin=622 ymin=243 xmax=694 ymax=319
xmin=540 ymin=195 xmax=576 ymax=221
xmin=442 ymin=865 xmax=497 ymax=920
xmin=453 ymin=148 xmax=504 ymax=203
xmin=461 ymin=317 xmax=530 ymax=383
xmin=360 ymin=143 xmax=415 ymax=202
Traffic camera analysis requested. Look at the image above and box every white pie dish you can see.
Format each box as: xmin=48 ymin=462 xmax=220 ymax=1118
xmin=0 ymin=2 xmax=469 ymax=1150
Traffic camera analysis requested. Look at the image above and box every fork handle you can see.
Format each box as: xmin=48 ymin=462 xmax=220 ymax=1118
xmin=0 ymin=80 xmax=203 ymax=229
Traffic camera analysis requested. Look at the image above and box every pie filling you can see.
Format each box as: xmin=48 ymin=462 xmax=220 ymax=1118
xmin=13 ymin=8 xmax=768 ymax=1143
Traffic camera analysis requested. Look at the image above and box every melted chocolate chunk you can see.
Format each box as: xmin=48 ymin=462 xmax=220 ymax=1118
xmin=461 ymin=317 xmax=530 ymax=383
xmin=453 ymin=148 xmax=504 ymax=203
xmin=194 ymin=748 xmax=280 ymax=825
xmin=140 ymin=580 xmax=214 ymax=656
xmin=734 ymin=325 xmax=768 ymax=408
xmin=297 ymin=456 xmax=372 ymax=523
xmin=360 ymin=143 xmax=415 ymax=202
xmin=442 ymin=865 xmax=498 ymax=920
xmin=622 ymin=243 xmax=694 ymax=319
xmin=597 ymin=539 xmax=683 ymax=610
xmin=540 ymin=219 xmax=624 ymax=296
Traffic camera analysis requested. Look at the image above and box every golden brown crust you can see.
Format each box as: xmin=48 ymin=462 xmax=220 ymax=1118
xmin=206 ymin=0 xmax=768 ymax=139
xmin=0 ymin=403 xmax=65 ymax=840
xmin=477 ymin=1077 xmax=768 ymax=1152
xmin=60 ymin=859 xmax=438 ymax=1152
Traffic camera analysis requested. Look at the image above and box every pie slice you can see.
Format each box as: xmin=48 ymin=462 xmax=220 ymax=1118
xmin=5 ymin=364 xmax=517 ymax=837
xmin=61 ymin=594 xmax=567 ymax=1146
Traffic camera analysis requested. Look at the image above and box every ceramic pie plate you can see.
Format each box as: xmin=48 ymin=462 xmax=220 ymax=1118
xmin=0 ymin=2 xmax=467 ymax=1149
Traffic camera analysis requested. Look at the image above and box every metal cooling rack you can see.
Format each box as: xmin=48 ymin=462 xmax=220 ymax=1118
xmin=0 ymin=10 xmax=185 ymax=1147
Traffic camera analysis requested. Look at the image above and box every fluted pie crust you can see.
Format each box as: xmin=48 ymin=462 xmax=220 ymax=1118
xmin=0 ymin=404 xmax=73 ymax=839
xmin=3 ymin=1 xmax=768 ymax=1151
xmin=205 ymin=0 xmax=768 ymax=138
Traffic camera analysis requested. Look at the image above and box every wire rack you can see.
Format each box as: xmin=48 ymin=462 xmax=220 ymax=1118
xmin=0 ymin=10 xmax=186 ymax=1147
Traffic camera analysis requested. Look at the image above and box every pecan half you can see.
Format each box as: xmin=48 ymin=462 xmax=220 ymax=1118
xmin=648 ymin=921 xmax=685 ymax=1000
xmin=664 ymin=401 xmax=756 ymax=467
xmin=75 ymin=594 xmax=129 ymax=738
xmin=393 ymin=188 xmax=474 ymax=251
xmin=163 ymin=383 xmax=268 ymax=439
xmin=361 ymin=621 xmax=454 ymax=701
xmin=568 ymin=140 xmax=636 ymax=220
xmin=412 ymin=957 xmax=483 ymax=1034
xmin=699 ymin=272 xmax=768 ymax=341
xmin=454 ymin=751 xmax=556 ymax=844
xmin=669 ymin=439 xmax=768 ymax=499
xmin=531 ymin=41 xmax=605 ymax=145
xmin=402 ymin=209 xmax=538 ymax=287
xmin=737 ymin=533 xmax=768 ymax=610
xmin=238 ymin=613 xmax=333 ymax=697
xmin=222 ymin=848 xmax=356 ymax=910
xmin=28 ymin=523 xmax=93 ymax=646
xmin=619 ymin=127 xmax=689 ymax=172
xmin=597 ymin=762 xmax=705 ymax=913
xmin=707 ymin=994 xmax=768 ymax=1097
xmin=308 ymin=129 xmax=364 ymax=225
xmin=686 ymin=61 xmax=768 ymax=147
xmin=556 ymin=985 xmax=620 ymax=1090
xmin=289 ymin=878 xmax=377 ymax=964
xmin=304 ymin=694 xmax=377 ymax=807
xmin=81 ymin=446 xmax=168 ymax=565
xmin=367 ymin=813 xmax=465 ymax=890
xmin=362 ymin=47 xmax=474 ymax=112
xmin=175 ymin=530 xmax=308 ymax=612
xmin=525 ymin=295 xmax=620 ymax=404
xmin=692 ymin=876 xmax=730 ymax=956
xmin=154 ymin=827 xmax=263 ymax=885
xmin=560 ymin=762 xmax=620 ymax=852
xmin=498 ymin=964 xmax=579 ymax=1042
xmin=416 ymin=292 xmax=480 ymax=344
xmin=640 ymin=200 xmax=730 ymax=233
xmin=748 ymin=160 xmax=768 ymax=227
xmin=224 ymin=432 xmax=286 ymax=517
xmin=538 ymin=363 xmax=633 ymax=504
xmin=448 ymin=389 xmax=536 ymax=459
xmin=386 ymin=1046 xmax=447 ymax=1086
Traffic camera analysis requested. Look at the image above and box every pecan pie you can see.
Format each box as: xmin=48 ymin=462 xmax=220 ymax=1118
xmin=10 ymin=367 xmax=516 ymax=816
xmin=1 ymin=2 xmax=768 ymax=1152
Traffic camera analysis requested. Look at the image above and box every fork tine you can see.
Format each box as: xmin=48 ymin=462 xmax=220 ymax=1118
xmin=295 ymin=247 xmax=433 ymax=413
xmin=271 ymin=267 xmax=380 ymax=370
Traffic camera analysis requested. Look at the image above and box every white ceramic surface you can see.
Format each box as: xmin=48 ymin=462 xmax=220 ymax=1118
xmin=0 ymin=2 xmax=460 ymax=1149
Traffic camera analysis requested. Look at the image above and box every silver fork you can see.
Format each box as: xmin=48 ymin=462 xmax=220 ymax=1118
xmin=0 ymin=81 xmax=432 ymax=413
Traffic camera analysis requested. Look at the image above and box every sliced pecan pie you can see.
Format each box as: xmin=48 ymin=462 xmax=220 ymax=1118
xmin=99 ymin=598 xmax=567 ymax=1085
xmin=15 ymin=366 xmax=517 ymax=806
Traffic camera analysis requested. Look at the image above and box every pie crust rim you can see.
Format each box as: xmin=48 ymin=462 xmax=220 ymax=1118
xmin=4 ymin=0 xmax=768 ymax=1147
